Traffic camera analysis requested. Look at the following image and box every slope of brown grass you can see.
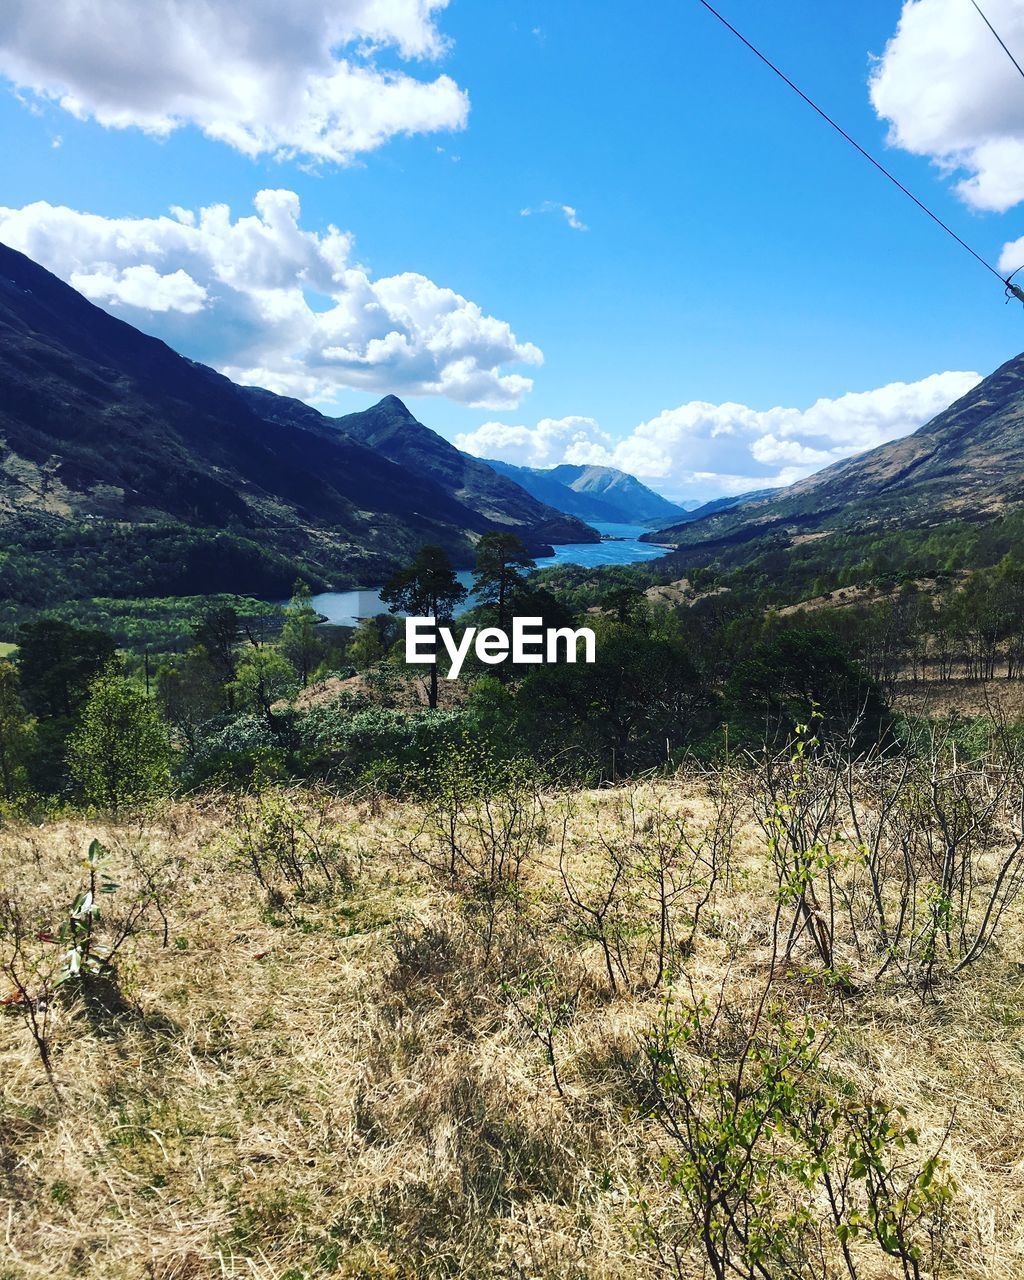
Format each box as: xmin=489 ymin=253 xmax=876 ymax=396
xmin=2 ymin=776 xmax=1023 ymax=1278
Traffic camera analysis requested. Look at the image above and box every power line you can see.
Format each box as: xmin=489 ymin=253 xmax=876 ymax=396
xmin=694 ymin=0 xmax=1010 ymax=290
xmin=969 ymin=0 xmax=1024 ymax=84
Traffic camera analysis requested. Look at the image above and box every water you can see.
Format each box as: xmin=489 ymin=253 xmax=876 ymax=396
xmin=308 ymin=523 xmax=667 ymax=625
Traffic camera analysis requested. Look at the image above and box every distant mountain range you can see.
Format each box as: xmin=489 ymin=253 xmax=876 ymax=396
xmin=0 ymin=242 xmax=596 ymax=605
xmin=643 ymin=354 xmax=1024 ymax=551
xmin=484 ymin=459 xmax=688 ymax=526
xmin=645 ymin=488 xmax=777 ymax=532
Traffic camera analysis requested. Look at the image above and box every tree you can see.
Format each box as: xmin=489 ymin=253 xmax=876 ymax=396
xmin=517 ymin=617 xmax=714 ymax=776
xmin=602 ymin=585 xmax=646 ymax=624
xmin=280 ymin=580 xmax=327 ymax=686
xmin=192 ymin=606 xmax=241 ymax=700
xmin=156 ymin=647 xmax=223 ymax=752
xmin=230 ymin=647 xmax=300 ymax=723
xmin=67 ymin=664 xmax=172 ymax=810
xmin=725 ymin=626 xmax=889 ymax=749
xmin=16 ymin=619 xmax=117 ymax=719
xmin=0 ymin=661 xmax=34 ymax=802
xmin=347 ymin=617 xmax=385 ymax=670
xmin=381 ymin=545 xmax=468 ymax=710
xmin=472 ymin=533 xmax=535 ymax=632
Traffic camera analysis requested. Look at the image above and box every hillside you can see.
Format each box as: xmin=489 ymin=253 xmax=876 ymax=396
xmin=333 ymin=398 xmax=598 ymax=545
xmin=645 ymin=353 xmax=1024 ymax=553
xmin=3 ymin=769 xmax=1022 ymax=1278
xmin=486 ymin=458 xmax=687 ymax=525
xmin=0 ymin=243 xmax=592 ymax=609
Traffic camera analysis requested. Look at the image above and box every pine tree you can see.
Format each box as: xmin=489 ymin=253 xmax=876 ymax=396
xmin=472 ymin=533 xmax=535 ymax=631
xmin=382 ymin=545 xmax=467 ymax=709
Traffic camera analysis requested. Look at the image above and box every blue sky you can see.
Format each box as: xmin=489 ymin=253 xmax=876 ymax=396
xmin=2 ymin=0 xmax=1023 ymax=499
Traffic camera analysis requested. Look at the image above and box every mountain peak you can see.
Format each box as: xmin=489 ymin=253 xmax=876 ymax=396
xmin=375 ymin=393 xmax=414 ymax=416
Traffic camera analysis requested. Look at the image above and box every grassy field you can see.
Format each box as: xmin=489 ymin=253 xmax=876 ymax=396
xmin=0 ymin=642 xmax=17 ymax=659
xmin=2 ymin=769 xmax=1023 ymax=1278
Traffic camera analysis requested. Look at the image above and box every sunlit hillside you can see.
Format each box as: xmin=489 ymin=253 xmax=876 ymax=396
xmin=4 ymin=743 xmax=1024 ymax=1278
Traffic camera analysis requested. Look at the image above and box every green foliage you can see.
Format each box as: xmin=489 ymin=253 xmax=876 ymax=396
xmin=55 ymin=839 xmax=119 ymax=986
xmin=0 ymin=660 xmax=35 ymax=804
xmin=156 ymin=646 xmax=225 ymax=749
xmin=280 ymin=580 xmax=327 ymax=685
xmin=641 ymin=991 xmax=954 ymax=1279
xmin=382 ymin=544 xmax=467 ymax=709
xmin=297 ymin=703 xmax=474 ymax=790
xmin=67 ymin=664 xmax=173 ymax=809
xmin=725 ymin=627 xmax=889 ymax=749
xmin=517 ymin=612 xmax=717 ymax=777
xmin=229 ymin=647 xmax=299 ymax=721
xmin=472 ymin=532 xmax=535 ymax=630
xmin=0 ymin=523 xmax=321 ymax=621
xmin=346 ymin=617 xmax=385 ymax=670
xmin=9 ymin=595 xmax=280 ymax=657
xmin=16 ymin=618 xmax=117 ymax=719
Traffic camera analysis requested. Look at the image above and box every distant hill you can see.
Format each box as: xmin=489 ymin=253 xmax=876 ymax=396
xmin=333 ymin=397 xmax=597 ymax=547
xmin=643 ymin=355 xmax=1024 ymax=554
xmin=642 ymin=488 xmax=778 ymax=537
xmin=0 ymin=242 xmax=594 ymax=608
xmin=484 ymin=459 xmax=687 ymax=525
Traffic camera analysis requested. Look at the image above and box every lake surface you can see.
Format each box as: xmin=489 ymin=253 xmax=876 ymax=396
xmin=309 ymin=523 xmax=668 ymax=626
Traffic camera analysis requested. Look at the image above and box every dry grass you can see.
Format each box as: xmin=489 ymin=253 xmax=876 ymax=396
xmin=2 ymin=776 xmax=1024 ymax=1279
xmin=892 ymin=675 xmax=1024 ymax=722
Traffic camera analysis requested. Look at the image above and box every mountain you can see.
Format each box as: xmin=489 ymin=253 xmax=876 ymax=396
xmin=642 ymin=355 xmax=1024 ymax=552
xmin=333 ymin=398 xmax=597 ymax=546
xmin=644 ymin=488 xmax=777 ymax=535
xmin=483 ymin=459 xmax=688 ymax=525
xmin=0 ymin=242 xmax=593 ymax=608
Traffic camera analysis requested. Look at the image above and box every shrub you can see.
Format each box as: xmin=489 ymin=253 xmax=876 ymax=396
xmin=67 ymin=664 xmax=173 ymax=810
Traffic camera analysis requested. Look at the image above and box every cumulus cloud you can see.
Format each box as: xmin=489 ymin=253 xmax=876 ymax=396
xmin=871 ymin=0 xmax=1024 ymax=212
xmin=459 ymin=372 xmax=981 ymax=501
xmin=0 ymin=190 xmax=542 ymax=408
xmin=520 ymin=202 xmax=588 ymax=231
xmin=455 ymin=416 xmax=611 ymax=467
xmin=0 ymin=0 xmax=468 ymax=163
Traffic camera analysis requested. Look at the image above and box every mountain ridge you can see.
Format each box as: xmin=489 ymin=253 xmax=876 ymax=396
xmin=642 ymin=354 xmax=1024 ymax=552
xmin=482 ymin=458 xmax=687 ymax=525
xmin=0 ymin=241 xmax=595 ymax=607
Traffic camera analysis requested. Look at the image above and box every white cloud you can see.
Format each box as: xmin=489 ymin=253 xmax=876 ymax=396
xmin=871 ymin=0 xmax=1024 ymax=212
xmin=71 ymin=264 xmax=209 ymax=314
xmin=455 ymin=416 xmax=611 ymax=466
xmin=520 ymin=201 xmax=588 ymax=231
xmin=0 ymin=190 xmax=542 ymax=408
xmin=0 ymin=0 xmax=468 ymax=163
xmin=998 ymin=235 xmax=1024 ymax=276
xmin=459 ymin=372 xmax=981 ymax=501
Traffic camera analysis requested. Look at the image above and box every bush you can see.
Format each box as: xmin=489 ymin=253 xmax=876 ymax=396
xmin=67 ymin=664 xmax=173 ymax=809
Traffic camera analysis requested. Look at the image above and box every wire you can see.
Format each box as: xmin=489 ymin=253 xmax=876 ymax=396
xmin=694 ymin=0 xmax=1010 ymax=288
xmin=969 ymin=0 xmax=1024 ymax=84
